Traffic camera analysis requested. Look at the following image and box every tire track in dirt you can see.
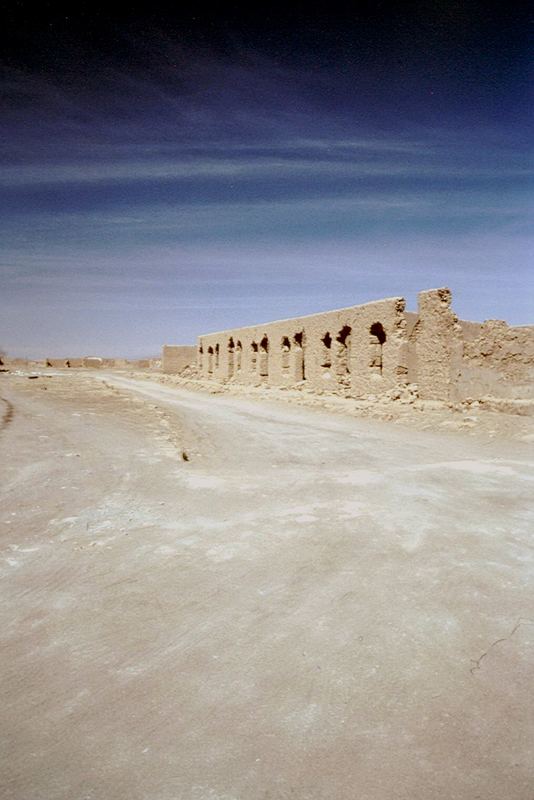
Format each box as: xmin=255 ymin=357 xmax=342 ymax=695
xmin=0 ymin=397 xmax=14 ymax=434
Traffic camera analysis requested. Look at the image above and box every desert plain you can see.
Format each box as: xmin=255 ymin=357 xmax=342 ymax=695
xmin=1 ymin=368 xmax=534 ymax=800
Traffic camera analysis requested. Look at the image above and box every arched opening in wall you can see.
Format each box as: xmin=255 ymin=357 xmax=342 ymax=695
xmin=215 ymin=343 xmax=220 ymax=369
xmin=259 ymin=335 xmax=269 ymax=377
xmin=227 ymin=337 xmax=235 ymax=377
xmin=251 ymin=341 xmax=258 ymax=371
xmin=65 ymin=360 xmax=71 ymax=368
xmin=198 ymin=344 xmax=203 ymax=368
xmin=207 ymin=346 xmax=214 ymax=374
xmin=293 ymin=331 xmax=306 ymax=380
xmin=236 ymin=340 xmax=242 ymax=371
xmin=369 ymin=322 xmax=386 ymax=374
xmin=321 ymin=332 xmax=332 ymax=368
xmin=281 ymin=336 xmax=291 ymax=372
xmin=335 ymin=326 xmax=352 ymax=383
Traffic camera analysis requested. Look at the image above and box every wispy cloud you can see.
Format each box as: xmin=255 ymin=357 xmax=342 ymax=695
xmin=1 ymin=28 xmax=531 ymax=357
xmin=2 ymin=151 xmax=532 ymax=187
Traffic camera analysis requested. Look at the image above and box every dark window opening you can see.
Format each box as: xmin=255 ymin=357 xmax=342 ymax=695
xmin=369 ymin=322 xmax=386 ymax=374
xmin=321 ymin=332 xmax=332 ymax=368
xmin=336 ymin=325 xmax=351 ymax=346
xmin=281 ymin=336 xmax=291 ymax=370
xmin=227 ymin=337 xmax=235 ymax=377
xmin=293 ymin=331 xmax=305 ymax=380
xmin=370 ymin=322 xmax=386 ymax=344
xmin=335 ymin=325 xmax=352 ymax=378
xmin=259 ymin=336 xmax=269 ymax=376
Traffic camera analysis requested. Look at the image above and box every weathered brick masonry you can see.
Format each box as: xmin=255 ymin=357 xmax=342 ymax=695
xmin=197 ymin=288 xmax=534 ymax=402
xmin=162 ymin=345 xmax=197 ymax=374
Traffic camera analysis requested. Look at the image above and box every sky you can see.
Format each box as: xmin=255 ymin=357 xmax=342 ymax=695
xmin=1 ymin=1 xmax=532 ymax=358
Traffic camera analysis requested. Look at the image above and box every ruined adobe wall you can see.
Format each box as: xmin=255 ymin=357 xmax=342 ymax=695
xmin=1 ymin=358 xmax=37 ymax=368
xmin=350 ymin=298 xmax=408 ymax=396
xmin=198 ymin=307 xmax=354 ymax=392
xmin=406 ymin=289 xmax=534 ymax=401
xmin=162 ymin=345 xmax=197 ymax=374
xmin=83 ymin=357 xmax=104 ymax=368
xmin=407 ymin=288 xmax=464 ymax=400
xmin=45 ymin=358 xmax=84 ymax=368
xmin=198 ymin=285 xmax=532 ymax=403
xmin=457 ymin=321 xmax=534 ymax=400
xmin=46 ymin=359 xmax=69 ymax=368
xmin=198 ymin=297 xmax=409 ymax=395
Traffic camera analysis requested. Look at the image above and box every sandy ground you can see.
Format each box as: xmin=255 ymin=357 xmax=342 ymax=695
xmin=123 ymin=367 xmax=534 ymax=444
xmin=1 ymin=370 xmax=534 ymax=800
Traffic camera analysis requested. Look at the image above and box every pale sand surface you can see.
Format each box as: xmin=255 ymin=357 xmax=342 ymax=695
xmin=1 ymin=371 xmax=534 ymax=799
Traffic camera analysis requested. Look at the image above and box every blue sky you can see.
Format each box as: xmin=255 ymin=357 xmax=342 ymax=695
xmin=1 ymin=3 xmax=532 ymax=357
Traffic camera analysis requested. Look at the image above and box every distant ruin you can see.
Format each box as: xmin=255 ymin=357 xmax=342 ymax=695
xmin=3 ymin=356 xmax=160 ymax=371
xmin=197 ymin=288 xmax=534 ymax=402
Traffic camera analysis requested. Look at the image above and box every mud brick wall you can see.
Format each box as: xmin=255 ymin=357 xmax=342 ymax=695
xmin=162 ymin=345 xmax=197 ymax=374
xmin=407 ymin=288 xmax=463 ymax=400
xmin=350 ymin=297 xmax=408 ymax=396
xmin=457 ymin=321 xmax=534 ymax=400
xmin=188 ymin=287 xmax=534 ymax=401
xmin=198 ymin=297 xmax=409 ymax=396
xmin=83 ymin=357 xmax=104 ymax=368
xmin=45 ymin=358 xmax=84 ymax=368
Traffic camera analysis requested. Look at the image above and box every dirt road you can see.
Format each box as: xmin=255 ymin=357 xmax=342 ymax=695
xmin=1 ymin=372 xmax=534 ymax=800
